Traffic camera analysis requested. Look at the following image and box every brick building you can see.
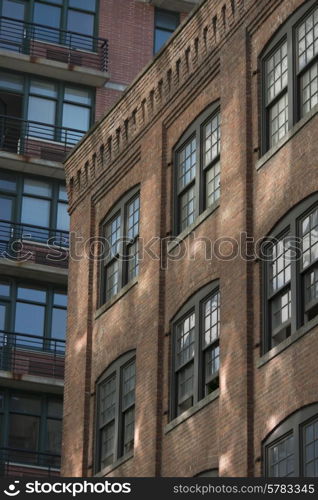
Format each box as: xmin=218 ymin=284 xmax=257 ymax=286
xmin=0 ymin=0 xmax=194 ymax=477
xmin=63 ymin=0 xmax=318 ymax=478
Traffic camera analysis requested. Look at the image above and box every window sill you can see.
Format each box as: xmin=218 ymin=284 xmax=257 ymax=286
xmin=95 ymin=278 xmax=138 ymax=319
xmin=256 ymin=103 xmax=318 ymax=171
xmin=164 ymin=389 xmax=219 ymax=434
xmin=168 ymin=201 xmax=220 ymax=252
xmin=94 ymin=451 xmax=134 ymax=477
xmin=257 ymin=316 xmax=318 ymax=368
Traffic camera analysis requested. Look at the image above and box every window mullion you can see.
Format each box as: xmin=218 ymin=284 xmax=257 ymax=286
xmin=118 ymin=206 xmax=125 ymax=290
xmin=197 ymin=124 xmax=203 ymax=216
xmin=113 ymin=369 xmax=120 ymax=463
xmin=287 ymin=29 xmax=295 ymax=128
xmin=193 ymin=303 xmax=200 ymax=405
xmin=291 ymin=219 xmax=298 ymax=334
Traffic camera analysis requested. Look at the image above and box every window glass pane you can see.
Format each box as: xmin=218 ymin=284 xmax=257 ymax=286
xmin=2 ymin=0 xmax=25 ymax=20
xmin=176 ymin=312 xmax=195 ymax=367
xmin=106 ymin=213 xmax=121 ymax=257
xmin=271 ymin=289 xmax=291 ymax=336
xmin=33 ymin=3 xmax=61 ymax=43
xmin=0 ymin=303 xmax=7 ymax=330
xmin=100 ymin=375 xmax=116 ymax=426
xmin=303 ymin=418 xmax=318 ymax=477
xmin=30 ymin=79 xmax=57 ymax=99
xmin=21 ymin=197 xmax=50 ymax=228
xmin=269 ymin=93 xmax=288 ymax=147
xmin=28 ymin=96 xmax=56 ymax=141
xmin=270 ymin=236 xmax=291 ymax=292
xmin=48 ymin=399 xmax=63 ymax=418
xmin=0 ymin=195 xmax=13 ymax=221
xmin=67 ymin=10 xmax=94 ymax=37
xmin=127 ymin=196 xmax=139 ymax=240
xmin=64 ymin=87 xmax=91 ymax=105
xmin=305 ymin=267 xmax=318 ymax=307
xmin=302 ymin=62 xmax=318 ymax=116
xmin=0 ymin=392 xmax=3 ymax=410
xmin=105 ymin=260 xmax=119 ymax=301
xmin=122 ymin=361 xmax=135 ymax=411
xmin=178 ymin=137 xmax=196 ymax=190
xmin=51 ymin=307 xmax=66 ymax=341
xmin=69 ymin=0 xmax=96 ymax=10
xmin=15 ymin=302 xmax=45 ymax=336
xmin=0 ymin=71 xmax=23 ymax=92
xmin=0 ymin=281 xmax=10 ymax=296
xmin=53 ymin=292 xmax=67 ymax=307
xmin=17 ymin=287 xmax=46 ymax=302
xmin=23 ymin=178 xmax=51 ymax=197
xmin=10 ymin=394 xmax=41 ymax=414
xmin=205 ymin=345 xmax=220 ymax=380
xmin=62 ymin=103 xmax=90 ymax=133
xmin=268 ymin=434 xmax=294 ymax=477
xmin=154 ymin=28 xmax=173 ymax=53
xmin=59 ymin=185 xmax=68 ymax=201
xmin=100 ymin=421 xmax=115 ymax=468
xmin=155 ymin=9 xmax=179 ymax=30
xmin=8 ymin=414 xmax=40 ymax=452
xmin=127 ymin=240 xmax=139 ymax=282
xmin=206 ymin=162 xmax=220 ymax=208
xmin=302 ymin=207 xmax=318 ymax=269
xmin=298 ymin=7 xmax=318 ymax=70
xmin=46 ymin=419 xmax=62 ymax=454
xmin=57 ymin=202 xmax=70 ymax=231
xmin=204 ymin=112 xmax=220 ymax=167
xmin=123 ymin=406 xmax=134 ymax=455
xmin=180 ymin=186 xmax=195 ymax=231
xmin=202 ymin=291 xmax=220 ymax=347
xmin=0 ymin=172 xmax=16 ymax=191
xmin=177 ymin=363 xmax=194 ymax=412
xmin=266 ymin=41 xmax=288 ymax=103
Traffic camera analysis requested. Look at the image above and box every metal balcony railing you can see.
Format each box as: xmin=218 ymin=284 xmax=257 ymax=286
xmin=0 ymin=448 xmax=60 ymax=477
xmin=0 ymin=330 xmax=65 ymax=380
xmin=0 ymin=16 xmax=108 ymax=72
xmin=0 ymin=114 xmax=85 ymax=162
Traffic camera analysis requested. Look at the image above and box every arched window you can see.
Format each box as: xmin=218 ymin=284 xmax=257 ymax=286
xmin=100 ymin=186 xmax=140 ymax=305
xmin=173 ymin=102 xmax=220 ymax=235
xmin=264 ymin=404 xmax=318 ymax=477
xmin=95 ymin=351 xmax=136 ymax=472
xmin=170 ymin=281 xmax=220 ymax=419
xmin=261 ymin=0 xmax=317 ymax=153
xmin=262 ymin=193 xmax=318 ymax=352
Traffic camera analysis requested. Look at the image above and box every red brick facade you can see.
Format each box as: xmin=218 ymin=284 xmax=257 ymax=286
xmin=63 ymin=0 xmax=318 ymax=477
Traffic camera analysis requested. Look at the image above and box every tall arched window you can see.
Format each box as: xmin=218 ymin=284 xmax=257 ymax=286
xmin=262 ymin=193 xmax=318 ymax=352
xmin=173 ymin=102 xmax=221 ymax=235
xmin=95 ymin=351 xmax=136 ymax=472
xmin=261 ymin=0 xmax=317 ymax=153
xmin=264 ymin=404 xmax=318 ymax=477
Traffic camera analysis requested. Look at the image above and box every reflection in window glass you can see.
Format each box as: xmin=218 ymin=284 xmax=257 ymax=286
xmin=46 ymin=419 xmax=62 ymax=454
xmin=62 ymin=103 xmax=90 ymax=132
xmin=9 ymin=414 xmax=40 ymax=451
xmin=57 ymin=202 xmax=70 ymax=231
xmin=17 ymin=287 xmax=46 ymax=302
xmin=51 ymin=308 xmax=67 ymax=341
xmin=15 ymin=302 xmax=45 ymax=336
xmin=24 ymin=178 xmax=51 ymax=197
xmin=67 ymin=10 xmax=94 ymax=37
xmin=21 ymin=197 xmax=50 ymax=228
xmin=30 ymin=80 xmax=57 ymax=99
xmin=64 ymin=87 xmax=91 ymax=105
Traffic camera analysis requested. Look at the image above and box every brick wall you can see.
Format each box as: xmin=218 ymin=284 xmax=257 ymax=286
xmin=62 ymin=0 xmax=318 ymax=477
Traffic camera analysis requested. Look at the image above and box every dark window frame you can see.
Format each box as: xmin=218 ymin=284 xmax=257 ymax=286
xmin=262 ymin=193 xmax=318 ymax=353
xmin=260 ymin=0 xmax=318 ymax=154
xmin=0 ymin=387 xmax=63 ymax=467
xmin=100 ymin=186 xmax=140 ymax=306
xmin=153 ymin=7 xmax=179 ymax=54
xmin=173 ymin=102 xmax=221 ymax=236
xmin=264 ymin=404 xmax=318 ymax=477
xmin=170 ymin=280 xmax=220 ymax=420
xmin=0 ymin=168 xmax=69 ymax=237
xmin=95 ymin=351 xmax=136 ymax=474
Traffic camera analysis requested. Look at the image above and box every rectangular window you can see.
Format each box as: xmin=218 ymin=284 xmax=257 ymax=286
xmin=99 ymin=375 xmax=116 ymax=468
xmin=154 ymin=8 xmax=179 ymax=54
xmin=303 ymin=418 xmax=318 ymax=477
xmin=202 ymin=291 xmax=220 ymax=395
xmin=301 ymin=207 xmax=318 ymax=321
xmin=121 ymin=361 xmax=135 ymax=455
xmin=268 ymin=434 xmax=294 ymax=477
xmin=175 ymin=312 xmax=195 ymax=415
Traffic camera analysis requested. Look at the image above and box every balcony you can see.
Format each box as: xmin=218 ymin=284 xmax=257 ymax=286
xmin=0 ymin=448 xmax=60 ymax=477
xmin=0 ymin=330 xmax=65 ymax=381
xmin=0 ymin=114 xmax=84 ymax=163
xmin=136 ymin=0 xmax=200 ymax=13
xmin=0 ymin=220 xmax=68 ymax=271
xmin=0 ymin=16 xmax=109 ymax=87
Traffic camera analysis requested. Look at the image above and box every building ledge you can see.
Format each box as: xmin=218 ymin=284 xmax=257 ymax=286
xmin=0 ymin=150 xmax=65 ymax=180
xmin=95 ymin=278 xmax=138 ymax=319
xmin=257 ymin=316 xmax=318 ymax=368
xmin=0 ymin=370 xmax=64 ymax=394
xmin=164 ymin=389 xmax=219 ymax=434
xmin=0 ymin=258 xmax=68 ymax=285
xmin=135 ymin=0 xmax=199 ymax=13
xmin=94 ymin=452 xmax=134 ymax=477
xmin=0 ymin=48 xmax=110 ymax=88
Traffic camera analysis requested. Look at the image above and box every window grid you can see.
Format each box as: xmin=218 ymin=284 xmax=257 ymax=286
xmin=270 ymin=236 xmax=291 ymax=293
xmin=180 ymin=186 xmax=196 ymax=231
xmin=302 ymin=207 xmax=318 ymax=270
xmin=303 ymin=418 xmax=318 ymax=477
xmin=269 ymin=93 xmax=289 ymax=148
xmin=206 ymin=162 xmax=221 ymax=208
xmin=178 ymin=138 xmax=196 ymax=191
xmin=96 ymin=354 xmax=136 ymax=472
xmin=203 ymin=113 xmax=220 ymax=167
xmin=297 ymin=7 xmax=318 ymax=71
xmin=101 ymin=189 xmax=140 ymax=305
xmin=266 ymin=41 xmax=288 ymax=104
xmin=268 ymin=434 xmax=295 ymax=477
xmin=302 ymin=62 xmax=318 ymax=115
xmin=176 ymin=313 xmax=195 ymax=368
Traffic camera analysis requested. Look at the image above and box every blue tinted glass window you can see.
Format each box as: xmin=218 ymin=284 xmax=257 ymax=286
xmin=15 ymin=302 xmax=45 ymax=336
